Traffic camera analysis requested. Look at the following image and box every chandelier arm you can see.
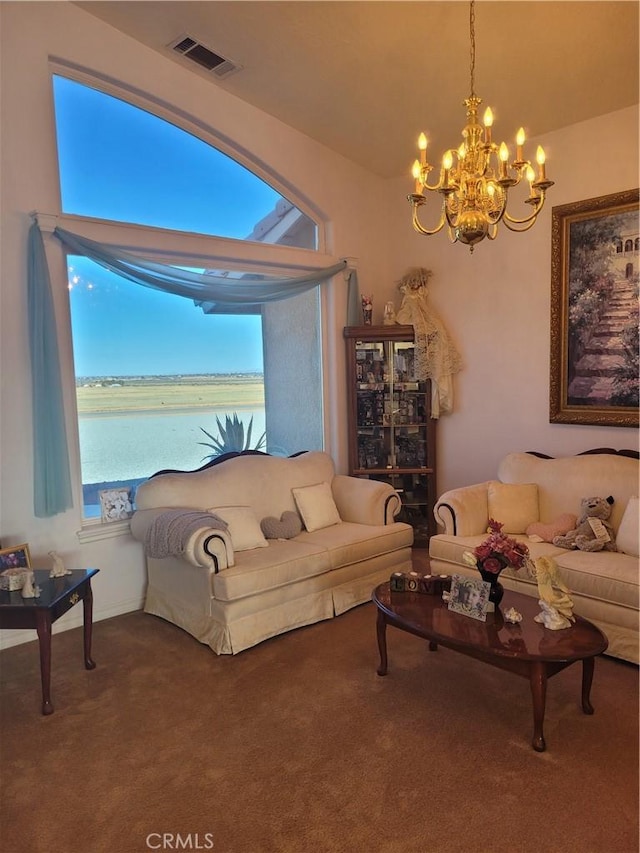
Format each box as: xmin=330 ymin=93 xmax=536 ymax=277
xmin=422 ymin=177 xmax=445 ymax=192
xmin=502 ymin=193 xmax=548 ymax=229
xmin=411 ymin=202 xmax=447 ymax=236
xmin=501 ymin=216 xmax=538 ymax=234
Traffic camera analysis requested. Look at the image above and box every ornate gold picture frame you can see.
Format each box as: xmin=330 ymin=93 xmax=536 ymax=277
xmin=550 ymin=189 xmax=639 ymax=427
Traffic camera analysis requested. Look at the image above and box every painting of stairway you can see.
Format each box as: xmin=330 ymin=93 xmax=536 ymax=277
xmin=550 ymin=189 xmax=639 ymax=427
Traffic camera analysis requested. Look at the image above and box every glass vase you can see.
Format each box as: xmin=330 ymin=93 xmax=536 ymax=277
xmin=478 ymin=568 xmax=504 ymax=609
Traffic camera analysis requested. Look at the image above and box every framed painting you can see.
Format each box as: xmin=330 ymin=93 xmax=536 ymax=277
xmin=549 ymin=188 xmax=639 ymax=427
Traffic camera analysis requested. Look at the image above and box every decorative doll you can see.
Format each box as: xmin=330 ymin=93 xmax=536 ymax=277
xmin=395 ymin=267 xmax=462 ymax=418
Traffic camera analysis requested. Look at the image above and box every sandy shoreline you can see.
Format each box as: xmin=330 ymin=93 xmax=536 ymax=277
xmin=76 ymin=380 xmax=264 ymax=415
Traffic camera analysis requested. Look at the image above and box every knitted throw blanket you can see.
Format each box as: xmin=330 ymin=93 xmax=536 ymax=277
xmin=144 ymin=510 xmax=228 ymax=559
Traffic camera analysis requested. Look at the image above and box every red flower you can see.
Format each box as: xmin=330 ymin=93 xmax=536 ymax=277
xmin=480 ymin=556 xmax=503 ymax=574
xmin=472 ymin=519 xmax=529 ymax=572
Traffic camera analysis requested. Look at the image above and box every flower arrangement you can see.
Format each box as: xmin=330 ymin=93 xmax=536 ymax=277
xmin=463 ymin=519 xmax=530 ymax=575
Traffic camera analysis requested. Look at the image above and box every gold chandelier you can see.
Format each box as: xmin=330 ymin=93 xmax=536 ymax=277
xmin=408 ymin=0 xmax=554 ymax=252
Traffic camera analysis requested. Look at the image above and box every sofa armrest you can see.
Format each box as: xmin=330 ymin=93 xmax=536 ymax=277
xmin=433 ymin=482 xmax=490 ymax=536
xmin=130 ymin=507 xmax=233 ymax=571
xmin=332 ymin=475 xmax=401 ymax=525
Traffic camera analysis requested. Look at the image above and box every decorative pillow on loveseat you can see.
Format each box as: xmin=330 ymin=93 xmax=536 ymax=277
xmin=260 ymin=511 xmax=303 ymax=540
xmin=487 ymin=481 xmax=539 ymax=534
xmin=210 ymin=506 xmax=269 ymax=551
xmin=616 ymin=496 xmax=639 ymax=556
xmin=526 ymin=513 xmax=578 ymax=543
xmin=292 ymin=482 xmax=341 ymax=532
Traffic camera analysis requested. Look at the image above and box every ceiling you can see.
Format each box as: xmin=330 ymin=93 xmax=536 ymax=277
xmin=75 ymin=1 xmax=639 ymax=178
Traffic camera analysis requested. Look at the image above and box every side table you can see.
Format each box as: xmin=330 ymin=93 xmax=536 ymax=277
xmin=0 ymin=568 xmax=99 ymax=715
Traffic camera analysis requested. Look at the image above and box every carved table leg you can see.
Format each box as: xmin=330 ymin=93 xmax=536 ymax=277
xmin=35 ymin=611 xmax=54 ymax=716
xmin=376 ymin=610 xmax=388 ymax=676
xmin=83 ymin=582 xmax=96 ymax=670
xmin=529 ymin=661 xmax=548 ymax=752
xmin=581 ymin=656 xmax=595 ymax=715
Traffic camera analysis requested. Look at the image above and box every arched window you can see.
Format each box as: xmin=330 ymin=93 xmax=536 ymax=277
xmin=635 ymin=237 xmax=640 ymax=251
xmin=52 ymin=74 xmax=325 ymax=518
xmin=615 ymin=240 xmax=623 ymax=253
xmin=624 ymin=239 xmax=633 ymax=252
xmin=626 ymin=263 xmax=634 ymax=278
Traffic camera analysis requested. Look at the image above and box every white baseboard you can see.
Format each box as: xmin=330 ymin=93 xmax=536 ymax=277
xmin=0 ymin=595 xmax=145 ymax=651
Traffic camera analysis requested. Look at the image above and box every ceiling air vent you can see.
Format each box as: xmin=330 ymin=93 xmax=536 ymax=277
xmin=169 ymin=35 xmax=242 ymax=79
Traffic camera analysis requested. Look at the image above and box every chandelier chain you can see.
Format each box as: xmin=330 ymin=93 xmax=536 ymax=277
xmin=469 ymin=0 xmax=476 ymax=97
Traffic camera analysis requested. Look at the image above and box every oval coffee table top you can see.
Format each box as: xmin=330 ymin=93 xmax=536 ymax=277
xmin=373 ymin=582 xmax=608 ymax=663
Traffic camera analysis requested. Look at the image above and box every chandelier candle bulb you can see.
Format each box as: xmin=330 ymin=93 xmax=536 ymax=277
xmin=536 ymin=145 xmax=547 ymax=181
xmin=483 ymin=107 xmax=493 ymax=144
xmin=412 ymin=160 xmax=422 ymax=194
xmin=442 ymin=151 xmax=453 ymax=187
xmin=499 ymin=143 xmax=509 ymax=178
xmin=516 ymin=127 xmax=525 ymax=162
xmin=418 ymin=133 xmax=428 ymax=165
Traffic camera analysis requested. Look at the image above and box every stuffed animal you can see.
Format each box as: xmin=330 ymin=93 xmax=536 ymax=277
xmin=552 ymin=496 xmax=617 ymax=552
xmin=526 ymin=513 xmax=577 ymax=543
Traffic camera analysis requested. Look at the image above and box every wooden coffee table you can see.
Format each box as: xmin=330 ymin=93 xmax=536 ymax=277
xmin=373 ymin=581 xmax=608 ymax=751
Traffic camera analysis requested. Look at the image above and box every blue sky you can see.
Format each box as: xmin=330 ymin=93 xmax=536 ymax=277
xmin=68 ymin=257 xmax=264 ymax=376
xmin=53 ymin=75 xmax=288 ymax=376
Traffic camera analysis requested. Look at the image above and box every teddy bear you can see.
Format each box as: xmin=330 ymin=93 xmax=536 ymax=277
xmin=552 ymin=496 xmax=617 ymax=552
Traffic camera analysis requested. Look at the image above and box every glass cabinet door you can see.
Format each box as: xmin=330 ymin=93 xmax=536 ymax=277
xmin=345 ymin=326 xmax=437 ymax=546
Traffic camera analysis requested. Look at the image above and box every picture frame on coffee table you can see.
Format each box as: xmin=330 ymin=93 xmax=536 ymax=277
xmin=448 ymin=575 xmax=491 ymax=622
xmin=549 ymin=188 xmax=639 ymax=427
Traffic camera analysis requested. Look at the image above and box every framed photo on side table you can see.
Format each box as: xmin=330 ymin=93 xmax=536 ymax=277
xmin=549 ymin=188 xmax=639 ymax=427
xmin=0 ymin=543 xmax=31 ymax=571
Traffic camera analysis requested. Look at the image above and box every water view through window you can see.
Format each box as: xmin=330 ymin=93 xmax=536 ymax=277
xmin=53 ymin=75 xmax=322 ymax=518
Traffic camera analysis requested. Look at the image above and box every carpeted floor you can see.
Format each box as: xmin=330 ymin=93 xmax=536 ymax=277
xmin=1 ymin=598 xmax=638 ymax=853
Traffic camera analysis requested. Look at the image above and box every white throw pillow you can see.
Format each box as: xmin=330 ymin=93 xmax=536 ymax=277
xmin=292 ymin=482 xmax=341 ymax=532
xmin=487 ymin=481 xmax=539 ymax=534
xmin=209 ymin=506 xmax=268 ymax=551
xmin=616 ymin=496 xmax=639 ymax=557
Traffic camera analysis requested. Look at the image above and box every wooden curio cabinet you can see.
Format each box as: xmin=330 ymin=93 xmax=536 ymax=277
xmin=344 ymin=325 xmax=437 ymax=547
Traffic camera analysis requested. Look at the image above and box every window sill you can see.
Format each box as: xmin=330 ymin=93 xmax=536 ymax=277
xmin=76 ymin=519 xmax=132 ymax=544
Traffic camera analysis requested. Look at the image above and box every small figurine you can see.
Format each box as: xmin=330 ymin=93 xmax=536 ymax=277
xmin=361 ymin=295 xmax=373 ymax=325
xmin=21 ymin=571 xmax=40 ymax=599
xmin=532 ymin=556 xmax=575 ymax=625
xmin=383 ymin=301 xmax=396 ymax=325
xmin=534 ymin=600 xmax=572 ymax=630
xmin=49 ymin=550 xmax=71 ymax=578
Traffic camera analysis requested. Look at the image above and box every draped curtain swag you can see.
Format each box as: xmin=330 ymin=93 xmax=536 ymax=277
xmin=27 ymin=220 xmax=354 ymax=517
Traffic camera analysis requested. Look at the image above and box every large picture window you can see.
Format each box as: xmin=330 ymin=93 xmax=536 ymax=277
xmin=53 ymin=74 xmax=324 ymax=518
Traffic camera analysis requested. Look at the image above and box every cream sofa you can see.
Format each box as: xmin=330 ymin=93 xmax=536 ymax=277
xmin=130 ymin=451 xmax=413 ymax=654
xmin=429 ymin=450 xmax=639 ymax=663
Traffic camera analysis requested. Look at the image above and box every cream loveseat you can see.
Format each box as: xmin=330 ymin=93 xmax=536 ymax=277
xmin=429 ymin=450 xmax=639 ymax=663
xmin=130 ymin=451 xmax=413 ymax=654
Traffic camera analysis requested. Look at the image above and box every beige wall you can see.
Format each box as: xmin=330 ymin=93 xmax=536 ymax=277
xmin=1 ymin=2 xmax=638 ymax=647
